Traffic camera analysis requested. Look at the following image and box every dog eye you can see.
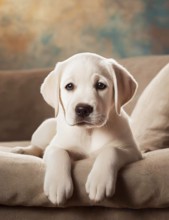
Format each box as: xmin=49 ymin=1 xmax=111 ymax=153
xmin=95 ymin=82 xmax=107 ymax=90
xmin=65 ymin=83 xmax=74 ymax=91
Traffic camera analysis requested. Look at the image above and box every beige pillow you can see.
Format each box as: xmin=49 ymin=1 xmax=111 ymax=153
xmin=131 ymin=63 xmax=169 ymax=152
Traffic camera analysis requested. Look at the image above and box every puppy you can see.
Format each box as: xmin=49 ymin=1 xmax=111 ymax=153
xmin=13 ymin=53 xmax=142 ymax=205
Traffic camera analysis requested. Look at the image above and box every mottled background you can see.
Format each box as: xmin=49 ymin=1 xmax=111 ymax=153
xmin=0 ymin=0 xmax=169 ymax=70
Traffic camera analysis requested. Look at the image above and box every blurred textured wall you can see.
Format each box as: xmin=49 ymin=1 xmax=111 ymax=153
xmin=0 ymin=0 xmax=169 ymax=69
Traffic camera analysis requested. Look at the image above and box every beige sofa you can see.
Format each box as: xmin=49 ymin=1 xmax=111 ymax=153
xmin=0 ymin=55 xmax=169 ymax=220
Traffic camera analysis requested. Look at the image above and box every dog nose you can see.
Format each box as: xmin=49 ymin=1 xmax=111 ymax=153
xmin=75 ymin=104 xmax=93 ymax=118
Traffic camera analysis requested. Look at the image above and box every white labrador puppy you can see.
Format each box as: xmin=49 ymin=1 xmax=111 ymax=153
xmin=13 ymin=53 xmax=142 ymax=205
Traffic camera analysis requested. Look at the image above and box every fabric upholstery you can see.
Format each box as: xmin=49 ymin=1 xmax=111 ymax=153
xmin=0 ymin=69 xmax=53 ymax=141
xmin=120 ymin=55 xmax=169 ymax=114
xmin=131 ymin=63 xmax=169 ymax=152
xmin=1 ymin=206 xmax=169 ymax=220
xmin=0 ymin=144 xmax=169 ymax=209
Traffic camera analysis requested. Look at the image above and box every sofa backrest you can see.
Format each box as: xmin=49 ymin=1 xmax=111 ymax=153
xmin=0 ymin=69 xmax=53 ymax=141
xmin=0 ymin=55 xmax=168 ymax=141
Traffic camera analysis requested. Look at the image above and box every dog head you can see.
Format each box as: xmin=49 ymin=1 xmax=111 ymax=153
xmin=41 ymin=53 xmax=137 ymax=127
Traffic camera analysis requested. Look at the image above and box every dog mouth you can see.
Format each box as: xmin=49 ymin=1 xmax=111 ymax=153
xmin=69 ymin=117 xmax=93 ymax=126
xmin=68 ymin=114 xmax=107 ymax=127
xmin=76 ymin=121 xmax=93 ymax=126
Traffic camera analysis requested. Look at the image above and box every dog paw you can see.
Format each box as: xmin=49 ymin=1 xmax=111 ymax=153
xmin=85 ymin=168 xmax=116 ymax=202
xmin=44 ymin=172 xmax=73 ymax=205
xmin=11 ymin=146 xmax=26 ymax=154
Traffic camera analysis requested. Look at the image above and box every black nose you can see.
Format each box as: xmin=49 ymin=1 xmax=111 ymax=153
xmin=75 ymin=104 xmax=93 ymax=118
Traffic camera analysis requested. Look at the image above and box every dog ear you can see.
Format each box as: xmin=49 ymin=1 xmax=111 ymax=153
xmin=108 ymin=60 xmax=138 ymax=115
xmin=40 ymin=62 xmax=62 ymax=116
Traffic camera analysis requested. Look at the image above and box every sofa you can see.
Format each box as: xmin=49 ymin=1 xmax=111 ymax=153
xmin=0 ymin=55 xmax=169 ymax=220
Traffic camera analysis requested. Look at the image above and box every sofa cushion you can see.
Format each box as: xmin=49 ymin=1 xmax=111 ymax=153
xmin=131 ymin=63 xmax=169 ymax=152
xmin=0 ymin=143 xmax=169 ymax=209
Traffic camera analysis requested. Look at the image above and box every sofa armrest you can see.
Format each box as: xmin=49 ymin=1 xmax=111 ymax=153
xmin=0 ymin=148 xmax=168 ymax=209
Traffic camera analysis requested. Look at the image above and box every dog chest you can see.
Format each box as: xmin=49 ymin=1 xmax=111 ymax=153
xmin=51 ymin=124 xmax=115 ymax=157
xmin=50 ymin=126 xmax=92 ymax=154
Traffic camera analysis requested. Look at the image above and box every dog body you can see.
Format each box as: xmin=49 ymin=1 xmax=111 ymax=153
xmin=13 ymin=53 xmax=142 ymax=205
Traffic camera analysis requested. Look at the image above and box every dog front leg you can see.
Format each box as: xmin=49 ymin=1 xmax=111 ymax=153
xmin=43 ymin=147 xmax=73 ymax=205
xmin=86 ymin=145 xmax=141 ymax=202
